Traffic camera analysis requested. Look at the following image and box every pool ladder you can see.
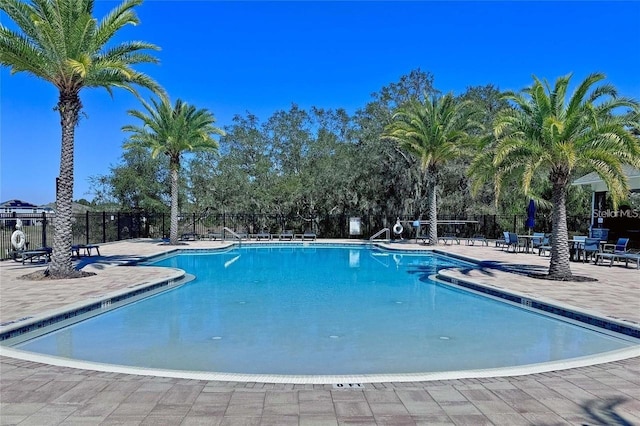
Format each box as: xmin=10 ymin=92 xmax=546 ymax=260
xmin=369 ymin=228 xmax=390 ymax=241
xmin=223 ymin=227 xmax=243 ymax=247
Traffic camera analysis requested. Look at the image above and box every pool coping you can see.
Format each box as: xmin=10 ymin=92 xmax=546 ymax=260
xmin=0 ymin=267 xmax=190 ymax=343
xmin=1 ymin=242 xmax=639 ymax=385
xmin=1 ymin=344 xmax=639 ymax=385
xmin=431 ymin=250 xmax=640 ymax=339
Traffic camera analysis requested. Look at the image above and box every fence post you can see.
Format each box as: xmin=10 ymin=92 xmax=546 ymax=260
xmin=513 ymin=215 xmax=517 ymax=233
xmin=193 ymin=212 xmax=196 ymax=235
xmin=117 ymin=212 xmax=121 ymax=241
xmin=482 ymin=215 xmax=486 ymax=238
xmin=102 ymin=211 xmax=106 ymax=243
xmin=41 ymin=212 xmax=47 ymax=248
xmin=86 ymin=211 xmax=90 ymax=244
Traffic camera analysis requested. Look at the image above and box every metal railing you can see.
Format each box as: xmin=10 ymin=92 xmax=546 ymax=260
xmin=222 ymin=227 xmax=243 ymax=246
xmin=369 ymin=228 xmax=390 ymax=241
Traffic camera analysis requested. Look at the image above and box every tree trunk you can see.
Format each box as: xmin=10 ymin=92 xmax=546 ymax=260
xmin=548 ymin=171 xmax=572 ymax=278
xmin=428 ymin=179 xmax=438 ymax=245
xmin=169 ymin=164 xmax=179 ymax=245
xmin=49 ymin=91 xmax=81 ymax=278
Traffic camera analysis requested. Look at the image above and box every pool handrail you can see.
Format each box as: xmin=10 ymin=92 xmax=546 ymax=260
xmin=222 ymin=227 xmax=244 ymax=245
xmin=369 ymin=228 xmax=390 ymax=241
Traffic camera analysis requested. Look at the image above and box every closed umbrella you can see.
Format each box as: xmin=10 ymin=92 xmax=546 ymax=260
xmin=526 ymin=199 xmax=536 ymax=232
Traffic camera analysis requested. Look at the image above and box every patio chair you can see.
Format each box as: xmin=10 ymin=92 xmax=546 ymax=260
xmin=595 ymin=237 xmax=630 ymax=267
xmin=497 ymin=231 xmax=511 ymax=250
xmin=570 ymin=235 xmax=587 ymax=261
xmin=538 ymin=233 xmax=552 ymax=256
xmin=530 ymin=232 xmax=545 ymax=253
xmin=507 ymin=232 xmax=525 ymax=253
xmin=581 ymin=238 xmax=601 ymax=263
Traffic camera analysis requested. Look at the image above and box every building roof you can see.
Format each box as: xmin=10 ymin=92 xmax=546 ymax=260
xmin=0 ymin=199 xmax=39 ymax=209
xmin=572 ymin=165 xmax=640 ymax=192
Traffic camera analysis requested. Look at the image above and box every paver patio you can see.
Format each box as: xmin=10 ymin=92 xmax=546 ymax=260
xmin=1 ymin=238 xmax=639 ymax=425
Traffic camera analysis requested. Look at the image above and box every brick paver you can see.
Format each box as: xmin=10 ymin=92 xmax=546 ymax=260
xmin=1 ymin=238 xmax=639 ymax=425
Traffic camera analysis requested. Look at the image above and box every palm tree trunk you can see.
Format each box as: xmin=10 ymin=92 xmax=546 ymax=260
xmin=428 ymin=180 xmax=438 ymax=245
xmin=548 ymin=172 xmax=572 ymax=278
xmin=49 ymin=91 xmax=81 ymax=278
xmin=169 ymin=166 xmax=179 ymax=245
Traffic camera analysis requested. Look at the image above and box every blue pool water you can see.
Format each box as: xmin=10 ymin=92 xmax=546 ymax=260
xmin=14 ymin=245 xmax=637 ymax=375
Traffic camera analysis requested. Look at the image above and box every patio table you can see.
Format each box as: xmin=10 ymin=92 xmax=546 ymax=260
xmin=517 ymin=235 xmax=535 ymax=253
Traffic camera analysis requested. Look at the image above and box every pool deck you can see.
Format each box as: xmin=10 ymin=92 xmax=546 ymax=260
xmin=1 ymin=238 xmax=639 ymax=425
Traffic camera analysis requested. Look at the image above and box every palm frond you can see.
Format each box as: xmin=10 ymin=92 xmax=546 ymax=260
xmin=1 ymin=0 xmax=162 ymax=97
xmin=123 ymin=96 xmax=224 ymax=170
xmin=94 ymin=0 xmax=142 ymax=48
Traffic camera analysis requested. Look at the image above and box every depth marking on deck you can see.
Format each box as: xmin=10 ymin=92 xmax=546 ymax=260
xmin=333 ymin=383 xmax=365 ymax=389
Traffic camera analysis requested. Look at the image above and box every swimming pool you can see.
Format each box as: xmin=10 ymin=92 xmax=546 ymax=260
xmin=8 ymin=244 xmax=638 ymax=380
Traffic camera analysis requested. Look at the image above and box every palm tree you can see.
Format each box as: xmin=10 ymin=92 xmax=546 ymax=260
xmin=491 ymin=73 xmax=640 ymax=279
xmin=0 ymin=0 xmax=163 ymax=278
xmin=122 ymin=97 xmax=224 ymax=244
xmin=382 ymin=93 xmax=481 ymax=244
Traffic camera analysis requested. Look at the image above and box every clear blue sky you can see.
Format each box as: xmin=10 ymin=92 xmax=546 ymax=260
xmin=2 ymin=1 xmax=639 ymax=205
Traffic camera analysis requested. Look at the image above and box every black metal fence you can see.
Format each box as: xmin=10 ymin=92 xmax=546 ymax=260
xmin=2 ymin=210 xmax=599 ymax=260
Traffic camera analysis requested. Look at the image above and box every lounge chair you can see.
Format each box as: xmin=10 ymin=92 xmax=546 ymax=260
xmin=302 ymin=230 xmax=317 ymax=241
xmin=415 ymin=230 xmax=430 ymax=244
xmin=180 ymin=232 xmax=199 ymax=241
xmin=466 ymin=235 xmax=488 ymax=246
xmin=256 ymin=230 xmax=273 ymax=240
xmin=438 ymin=234 xmax=460 ymax=245
xmin=416 ymin=236 xmax=430 ymax=244
xmin=595 ymin=237 xmax=630 ymax=267
xmin=72 ymin=244 xmax=101 ymax=257
xmin=18 ymin=246 xmax=52 ymax=264
xmin=278 ymin=230 xmax=294 ymax=241
xmin=620 ymin=249 xmax=640 ymax=269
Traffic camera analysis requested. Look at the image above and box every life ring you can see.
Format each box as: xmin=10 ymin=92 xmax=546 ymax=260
xmin=11 ymin=230 xmax=26 ymax=250
xmin=393 ymin=223 xmax=404 ymax=235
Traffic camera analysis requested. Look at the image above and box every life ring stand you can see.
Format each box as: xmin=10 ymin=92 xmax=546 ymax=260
xmin=11 ymin=230 xmax=26 ymax=250
xmin=392 ymin=223 xmax=404 ymax=235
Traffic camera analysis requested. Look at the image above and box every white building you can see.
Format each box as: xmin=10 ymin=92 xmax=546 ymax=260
xmin=0 ymin=199 xmax=54 ymax=226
